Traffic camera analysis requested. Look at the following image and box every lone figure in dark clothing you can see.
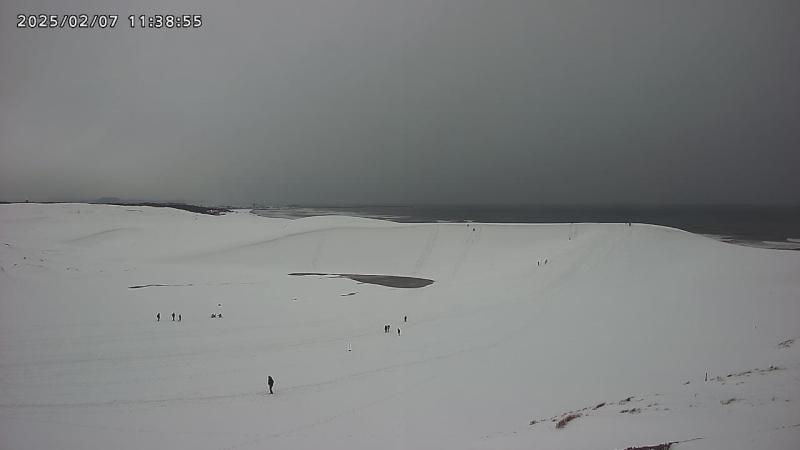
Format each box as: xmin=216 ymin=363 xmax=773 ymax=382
xmin=178 ymin=314 xmax=181 ymax=322
xmin=157 ymin=313 xmax=160 ymax=322
xmin=171 ymin=312 xmax=175 ymax=321
xmin=404 ymin=315 xmax=407 ymax=323
xmin=267 ymin=376 xmax=275 ymax=394
xmin=397 ymin=328 xmax=401 ymax=336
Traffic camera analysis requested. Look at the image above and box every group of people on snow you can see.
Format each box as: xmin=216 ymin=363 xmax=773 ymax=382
xmin=384 ymin=315 xmax=408 ymax=336
xmin=154 ymin=308 xmax=410 ymax=397
xmin=156 ymin=312 xmax=181 ymax=322
xmin=156 ymin=310 xmax=226 ymax=321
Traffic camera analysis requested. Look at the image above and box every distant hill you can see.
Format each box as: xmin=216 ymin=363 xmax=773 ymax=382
xmin=1 ymin=200 xmax=230 ymax=216
xmin=99 ymin=202 xmax=231 ymax=216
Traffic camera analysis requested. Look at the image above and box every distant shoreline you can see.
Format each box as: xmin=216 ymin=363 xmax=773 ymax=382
xmin=2 ymin=201 xmax=797 ymax=250
xmin=0 ymin=201 xmax=230 ymax=216
xmin=252 ymin=204 xmax=800 ymax=251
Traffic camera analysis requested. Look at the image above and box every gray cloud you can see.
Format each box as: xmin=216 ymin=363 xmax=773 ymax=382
xmin=1 ymin=0 xmax=798 ymax=205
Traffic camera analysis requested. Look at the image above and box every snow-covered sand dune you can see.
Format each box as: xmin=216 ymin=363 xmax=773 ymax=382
xmin=1 ymin=203 xmax=798 ymax=450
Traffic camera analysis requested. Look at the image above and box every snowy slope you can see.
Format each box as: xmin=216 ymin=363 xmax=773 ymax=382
xmin=0 ymin=203 xmax=798 ymax=450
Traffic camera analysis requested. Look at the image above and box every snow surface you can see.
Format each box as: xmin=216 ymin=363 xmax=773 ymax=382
xmin=0 ymin=203 xmax=798 ymax=450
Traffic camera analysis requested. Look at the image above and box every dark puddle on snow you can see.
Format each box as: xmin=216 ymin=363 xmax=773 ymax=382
xmin=289 ymin=273 xmax=434 ymax=289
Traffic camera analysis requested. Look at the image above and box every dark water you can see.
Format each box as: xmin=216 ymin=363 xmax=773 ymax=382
xmin=290 ymin=273 xmax=434 ymax=288
xmin=253 ymin=205 xmax=800 ymax=248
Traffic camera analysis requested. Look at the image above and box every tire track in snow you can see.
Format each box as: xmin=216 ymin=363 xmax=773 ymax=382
xmin=167 ymin=224 xmax=397 ymax=262
xmin=0 ymin=320 xmax=490 ymax=412
xmin=311 ymin=231 xmax=326 ymax=270
xmin=219 ymin=373 xmax=440 ymax=450
xmin=0 ymin=411 xmax=252 ymax=438
xmin=63 ymin=227 xmax=137 ymax=244
xmin=451 ymin=223 xmax=480 ymax=277
xmin=220 ymin=393 xmax=400 ymax=450
xmin=413 ymin=225 xmax=438 ymax=275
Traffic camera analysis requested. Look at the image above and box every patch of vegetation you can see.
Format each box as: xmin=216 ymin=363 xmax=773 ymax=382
xmin=622 ymin=443 xmax=673 ymax=450
xmin=555 ymin=413 xmax=581 ymax=429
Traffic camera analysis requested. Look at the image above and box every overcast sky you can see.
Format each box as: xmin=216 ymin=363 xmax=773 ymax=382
xmin=1 ymin=0 xmax=798 ymax=205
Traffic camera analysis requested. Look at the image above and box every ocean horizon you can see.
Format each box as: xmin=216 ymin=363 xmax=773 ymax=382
xmin=253 ymin=204 xmax=800 ymax=249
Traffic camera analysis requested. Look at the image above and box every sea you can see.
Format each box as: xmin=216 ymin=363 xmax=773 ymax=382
xmin=252 ymin=205 xmax=800 ymax=250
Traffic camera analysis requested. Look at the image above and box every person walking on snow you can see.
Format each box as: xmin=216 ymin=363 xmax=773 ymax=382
xmin=397 ymin=328 xmax=401 ymax=336
xmin=267 ymin=376 xmax=275 ymax=394
xmin=178 ymin=314 xmax=181 ymax=322
xmin=171 ymin=312 xmax=175 ymax=321
xmin=157 ymin=313 xmax=160 ymax=322
xmin=404 ymin=315 xmax=407 ymax=323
